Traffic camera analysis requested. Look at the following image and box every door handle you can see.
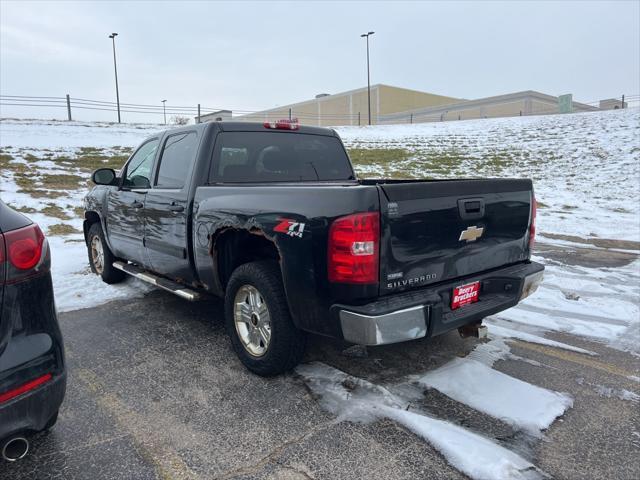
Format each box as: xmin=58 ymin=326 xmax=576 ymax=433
xmin=169 ymin=204 xmax=184 ymax=213
xmin=131 ymin=201 xmax=143 ymax=209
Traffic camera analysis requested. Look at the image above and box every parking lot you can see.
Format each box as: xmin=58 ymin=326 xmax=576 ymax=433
xmin=1 ymin=242 xmax=638 ymax=480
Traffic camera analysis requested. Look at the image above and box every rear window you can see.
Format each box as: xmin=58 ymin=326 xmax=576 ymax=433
xmin=210 ymin=131 xmax=354 ymax=183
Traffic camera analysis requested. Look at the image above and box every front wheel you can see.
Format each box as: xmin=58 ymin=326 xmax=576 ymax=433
xmin=224 ymin=261 xmax=306 ymax=376
xmin=87 ymin=222 xmax=125 ymax=284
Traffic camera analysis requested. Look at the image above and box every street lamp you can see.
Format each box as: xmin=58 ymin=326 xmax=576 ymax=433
xmin=108 ymin=33 xmax=121 ymax=123
xmin=162 ymin=99 xmax=167 ymax=125
xmin=360 ymin=31 xmax=375 ymax=126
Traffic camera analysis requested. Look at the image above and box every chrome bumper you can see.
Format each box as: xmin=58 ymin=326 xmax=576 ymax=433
xmin=339 ymin=305 xmax=428 ymax=346
xmin=336 ymin=262 xmax=545 ymax=346
xmin=520 ymin=270 xmax=544 ymax=300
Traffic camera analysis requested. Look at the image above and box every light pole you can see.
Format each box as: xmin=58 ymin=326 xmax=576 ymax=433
xmin=360 ymin=31 xmax=375 ymax=126
xmin=162 ymin=99 xmax=167 ymax=124
xmin=108 ymin=33 xmax=121 ymax=123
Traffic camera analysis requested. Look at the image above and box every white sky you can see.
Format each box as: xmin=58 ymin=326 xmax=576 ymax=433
xmin=1 ymin=0 xmax=639 ymax=123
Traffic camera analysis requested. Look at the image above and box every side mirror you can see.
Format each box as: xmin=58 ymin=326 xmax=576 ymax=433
xmin=92 ymin=168 xmax=116 ymax=185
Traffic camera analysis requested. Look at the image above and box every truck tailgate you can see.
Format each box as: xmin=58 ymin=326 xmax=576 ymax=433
xmin=375 ymin=179 xmax=533 ymax=295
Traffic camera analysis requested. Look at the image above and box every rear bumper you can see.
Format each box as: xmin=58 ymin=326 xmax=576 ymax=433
xmin=0 ymin=371 xmax=66 ymax=440
xmin=334 ymin=261 xmax=544 ymax=345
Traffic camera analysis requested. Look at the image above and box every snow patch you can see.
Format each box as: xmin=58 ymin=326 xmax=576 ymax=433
xmin=48 ymin=236 xmax=151 ymax=312
xmin=486 ymin=321 xmax=598 ymax=356
xmin=576 ymin=378 xmax=640 ymax=403
xmin=296 ymin=362 xmax=547 ymax=480
xmin=416 ymin=357 xmax=573 ymax=435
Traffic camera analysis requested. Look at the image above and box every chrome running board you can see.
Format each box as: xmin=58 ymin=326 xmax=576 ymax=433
xmin=112 ymin=261 xmax=201 ymax=301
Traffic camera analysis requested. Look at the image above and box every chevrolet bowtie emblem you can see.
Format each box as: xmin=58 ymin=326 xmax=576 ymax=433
xmin=459 ymin=225 xmax=484 ymax=242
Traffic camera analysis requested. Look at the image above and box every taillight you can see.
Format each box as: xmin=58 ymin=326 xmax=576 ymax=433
xmin=328 ymin=212 xmax=379 ymax=284
xmin=529 ymin=194 xmax=537 ymax=251
xmin=0 ymin=373 xmax=52 ymax=404
xmin=1 ymin=223 xmax=47 ymax=284
xmin=264 ymin=118 xmax=299 ymax=130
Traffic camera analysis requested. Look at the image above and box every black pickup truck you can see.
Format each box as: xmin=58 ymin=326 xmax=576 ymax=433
xmin=84 ymin=120 xmax=543 ymax=376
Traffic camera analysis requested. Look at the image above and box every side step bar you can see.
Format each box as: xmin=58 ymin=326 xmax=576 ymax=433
xmin=113 ymin=261 xmax=201 ymax=301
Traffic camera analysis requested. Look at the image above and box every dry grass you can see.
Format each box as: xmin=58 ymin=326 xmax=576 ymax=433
xmin=17 ymin=189 xmax=65 ymax=199
xmin=39 ymin=174 xmax=84 ymax=190
xmin=348 ymin=148 xmax=411 ymax=166
xmin=41 ymin=203 xmax=72 ymax=220
xmin=48 ymin=224 xmax=80 ymax=236
xmin=8 ymin=204 xmax=38 ymax=214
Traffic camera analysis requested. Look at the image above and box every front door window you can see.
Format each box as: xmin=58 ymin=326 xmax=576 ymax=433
xmin=124 ymin=139 xmax=159 ymax=188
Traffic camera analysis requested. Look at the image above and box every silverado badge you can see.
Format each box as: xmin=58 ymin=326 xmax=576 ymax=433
xmin=459 ymin=225 xmax=484 ymax=242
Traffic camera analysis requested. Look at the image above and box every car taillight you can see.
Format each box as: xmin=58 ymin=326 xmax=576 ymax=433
xmin=529 ymin=194 xmax=537 ymax=251
xmin=0 ymin=373 xmax=52 ymax=404
xmin=264 ymin=118 xmax=299 ymax=130
xmin=328 ymin=212 xmax=379 ymax=284
xmin=1 ymin=223 xmax=47 ymax=284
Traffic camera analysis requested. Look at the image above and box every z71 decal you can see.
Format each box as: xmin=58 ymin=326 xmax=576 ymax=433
xmin=274 ymin=219 xmax=306 ymax=238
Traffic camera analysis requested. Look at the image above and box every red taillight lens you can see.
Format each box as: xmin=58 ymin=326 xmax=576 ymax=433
xmin=5 ymin=223 xmax=44 ymax=270
xmin=264 ymin=118 xmax=300 ymax=130
xmin=0 ymin=373 xmax=52 ymax=404
xmin=328 ymin=212 xmax=379 ymax=284
xmin=0 ymin=232 xmax=5 ymax=265
xmin=529 ymin=195 xmax=537 ymax=251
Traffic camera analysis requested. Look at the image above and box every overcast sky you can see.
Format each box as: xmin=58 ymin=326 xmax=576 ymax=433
xmin=1 ymin=0 xmax=639 ymax=123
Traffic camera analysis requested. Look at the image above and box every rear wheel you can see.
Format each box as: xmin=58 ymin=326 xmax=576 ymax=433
xmin=224 ymin=261 xmax=306 ymax=376
xmin=87 ymin=222 xmax=125 ymax=284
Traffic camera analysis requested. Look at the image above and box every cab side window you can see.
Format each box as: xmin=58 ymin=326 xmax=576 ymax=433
xmin=123 ymin=139 xmax=159 ymax=189
xmin=155 ymin=132 xmax=198 ymax=189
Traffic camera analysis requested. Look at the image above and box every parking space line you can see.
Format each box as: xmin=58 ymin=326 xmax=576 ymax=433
xmin=511 ymin=340 xmax=637 ymax=378
xmin=76 ymin=368 xmax=198 ymax=480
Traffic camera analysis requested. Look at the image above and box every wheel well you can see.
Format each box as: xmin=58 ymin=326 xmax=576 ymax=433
xmin=214 ymin=229 xmax=280 ymax=289
xmin=83 ymin=211 xmax=101 ymax=242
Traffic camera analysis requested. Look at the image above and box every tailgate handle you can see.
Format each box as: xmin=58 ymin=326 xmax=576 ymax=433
xmin=458 ymin=198 xmax=485 ymax=220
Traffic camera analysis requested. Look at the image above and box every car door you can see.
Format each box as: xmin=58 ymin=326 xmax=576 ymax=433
xmin=106 ymin=137 xmax=159 ymax=264
xmin=144 ymin=130 xmax=200 ymax=280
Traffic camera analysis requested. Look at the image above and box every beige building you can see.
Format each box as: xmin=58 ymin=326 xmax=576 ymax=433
xmin=238 ymin=84 xmax=462 ymax=127
xmin=197 ymin=109 xmax=233 ymax=123
xmin=599 ymin=98 xmax=627 ymax=110
xmin=379 ymin=90 xmax=599 ymax=124
xmin=238 ymin=85 xmax=602 ymax=127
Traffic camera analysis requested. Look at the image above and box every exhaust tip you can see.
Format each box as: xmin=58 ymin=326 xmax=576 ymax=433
xmin=2 ymin=436 xmax=29 ymax=462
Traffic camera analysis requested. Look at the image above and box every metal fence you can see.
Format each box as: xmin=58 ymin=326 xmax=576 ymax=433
xmin=1 ymin=93 xmax=637 ymax=126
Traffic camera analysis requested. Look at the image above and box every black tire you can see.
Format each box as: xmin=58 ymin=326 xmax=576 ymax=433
xmin=224 ymin=260 xmax=306 ymax=376
xmin=87 ymin=222 xmax=126 ymax=284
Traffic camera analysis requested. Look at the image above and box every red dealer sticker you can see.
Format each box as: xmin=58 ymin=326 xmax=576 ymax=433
xmin=451 ymin=281 xmax=480 ymax=310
